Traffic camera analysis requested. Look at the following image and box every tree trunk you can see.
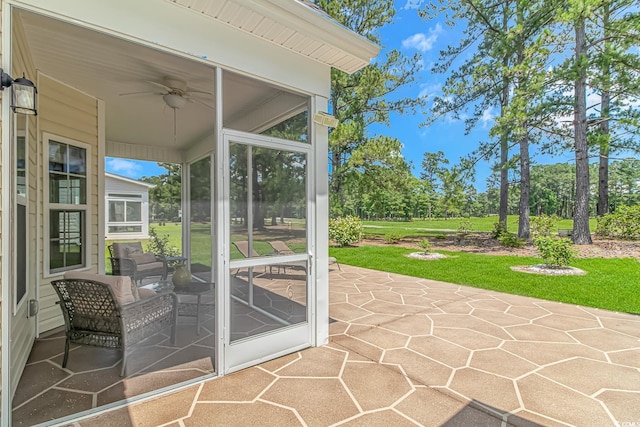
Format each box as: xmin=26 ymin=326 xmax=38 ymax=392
xmin=498 ymin=8 xmax=510 ymax=228
xmin=597 ymin=3 xmax=611 ymax=217
xmin=572 ymin=17 xmax=593 ymax=244
xmin=518 ymin=133 xmax=531 ymax=239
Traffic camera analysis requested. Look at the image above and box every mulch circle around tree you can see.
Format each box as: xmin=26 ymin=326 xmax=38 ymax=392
xmin=510 ymin=264 xmax=587 ymax=276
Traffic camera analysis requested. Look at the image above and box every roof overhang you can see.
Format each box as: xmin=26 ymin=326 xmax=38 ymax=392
xmin=169 ymin=0 xmax=380 ymax=74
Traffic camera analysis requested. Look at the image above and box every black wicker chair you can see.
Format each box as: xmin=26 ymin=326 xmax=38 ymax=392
xmin=108 ymin=242 xmax=168 ymax=284
xmin=51 ymin=277 xmax=177 ymax=376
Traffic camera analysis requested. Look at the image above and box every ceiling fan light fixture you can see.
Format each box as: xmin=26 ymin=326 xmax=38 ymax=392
xmin=163 ymin=93 xmax=187 ymax=109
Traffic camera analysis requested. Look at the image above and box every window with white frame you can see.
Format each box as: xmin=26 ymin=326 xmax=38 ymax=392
xmin=47 ymin=137 xmax=88 ymax=273
xmin=107 ymin=193 xmax=143 ymax=234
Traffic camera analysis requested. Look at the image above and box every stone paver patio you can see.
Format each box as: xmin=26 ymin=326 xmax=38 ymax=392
xmin=71 ymin=265 xmax=640 ymax=426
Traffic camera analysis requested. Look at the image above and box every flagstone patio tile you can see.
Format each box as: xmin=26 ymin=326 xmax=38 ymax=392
xmin=361 ymin=299 xmax=431 ymax=316
xmin=52 ymin=346 xmax=121 ymax=372
xmin=260 ymin=378 xmax=359 ymax=426
xmin=58 ymin=365 xmax=123 ymax=393
xmin=346 ymin=292 xmax=373 ymax=306
xmin=330 ymin=303 xmax=373 ymax=322
xmin=329 ymin=291 xmax=347 ymax=304
xmin=97 ymin=370 xmax=204 ymax=406
xmin=349 ymin=313 xmax=403 ymax=328
xmin=408 ymin=336 xmax=470 ymax=368
xmin=505 ymin=306 xmax=551 ymax=320
xmin=501 ymin=341 xmax=607 ymax=365
xmin=468 ymin=299 xmax=511 ymax=312
xmin=569 ymin=328 xmax=640 ymax=351
xmin=329 ymin=320 xmax=350 ymax=336
xmin=532 ymin=313 xmax=601 ymax=331
xmin=431 ymin=314 xmax=513 ymax=340
xmin=381 ymin=314 xmax=432 ymax=336
xmin=185 ymin=401 xmax=302 ymax=427
xmin=198 ymin=367 xmax=275 ymax=401
xmin=432 ymin=300 xmax=475 ymax=314
xmin=433 ymin=328 xmax=503 ymax=350
xmin=13 ymin=388 xmax=93 ymax=427
xmin=607 ymin=348 xmax=640 ymax=368
xmin=471 ymin=309 xmax=530 ymax=327
xmin=341 ymin=362 xmax=412 ymax=411
xmin=469 ymin=349 xmax=537 ymax=378
xmin=275 ymin=346 xmax=346 ymax=377
xmin=506 ymin=410 xmax=569 ymax=427
xmin=383 ymin=348 xmax=452 ymax=387
xmin=370 ymin=290 xmax=405 ymax=304
xmin=518 ymin=374 xmax=615 ymax=426
xmin=258 ymin=352 xmax=300 ymax=372
xmin=596 ymin=390 xmax=640 ymax=425
xmin=25 ymin=333 xmax=67 ymax=364
xmin=535 ymin=302 xmax=598 ymax=319
xmin=505 ymin=324 xmax=575 ymax=342
xmin=347 ymin=324 xmax=409 ymax=349
xmin=331 ymin=334 xmax=384 ymax=362
xmin=537 ymin=358 xmax=640 ymax=395
xmin=449 ymin=368 xmax=521 ymax=412
xmin=599 ymin=317 xmax=640 ymax=338
xmin=338 ymin=409 xmax=418 ymax=426
xmin=12 ymin=361 xmax=70 ymax=408
xmin=394 ymin=386 xmax=469 ymax=427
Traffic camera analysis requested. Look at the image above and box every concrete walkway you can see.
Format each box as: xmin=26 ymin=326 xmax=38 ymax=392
xmin=80 ymin=265 xmax=640 ymax=426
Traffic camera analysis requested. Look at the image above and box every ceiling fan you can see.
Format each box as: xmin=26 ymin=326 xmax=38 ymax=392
xmin=119 ymin=76 xmax=214 ymax=143
xmin=119 ymin=76 xmax=214 ymax=110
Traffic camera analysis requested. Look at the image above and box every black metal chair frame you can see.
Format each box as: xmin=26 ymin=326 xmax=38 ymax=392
xmin=51 ymin=278 xmax=177 ymax=376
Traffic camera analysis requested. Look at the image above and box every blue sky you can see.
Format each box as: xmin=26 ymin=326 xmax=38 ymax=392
xmin=105 ymin=0 xmax=580 ymax=190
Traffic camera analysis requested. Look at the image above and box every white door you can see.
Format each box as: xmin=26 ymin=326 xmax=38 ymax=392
xmin=223 ymin=131 xmax=313 ymax=372
xmin=9 ymin=115 xmax=38 ymax=398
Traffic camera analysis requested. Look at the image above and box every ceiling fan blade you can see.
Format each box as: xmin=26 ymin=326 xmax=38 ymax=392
xmin=191 ymin=98 xmax=216 ymax=110
xmin=186 ymin=89 xmax=214 ymax=97
xmin=146 ymin=80 xmax=173 ymax=91
xmin=119 ymin=91 xmax=164 ymax=97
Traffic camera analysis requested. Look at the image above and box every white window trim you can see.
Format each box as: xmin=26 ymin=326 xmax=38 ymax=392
xmin=105 ymin=191 xmax=148 ymax=238
xmin=43 ymin=133 xmax=92 ymax=278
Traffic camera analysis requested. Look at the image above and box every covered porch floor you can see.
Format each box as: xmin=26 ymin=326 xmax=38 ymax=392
xmin=16 ymin=265 xmax=640 ymax=426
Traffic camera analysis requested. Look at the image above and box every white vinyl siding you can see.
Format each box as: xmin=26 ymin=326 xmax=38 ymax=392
xmin=37 ymin=75 xmax=99 ymax=334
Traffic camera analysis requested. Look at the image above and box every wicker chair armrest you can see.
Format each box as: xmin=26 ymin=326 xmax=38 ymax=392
xmin=120 ymin=292 xmax=177 ymax=334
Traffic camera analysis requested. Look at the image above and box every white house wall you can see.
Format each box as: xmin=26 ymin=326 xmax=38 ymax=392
xmin=5 ymin=10 xmax=38 ymax=398
xmin=37 ymin=74 xmax=100 ymax=333
xmin=104 ymin=175 xmax=152 ymax=239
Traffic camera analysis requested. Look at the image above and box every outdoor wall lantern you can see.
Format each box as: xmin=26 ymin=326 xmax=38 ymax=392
xmin=0 ymin=69 xmax=38 ymax=115
xmin=313 ymin=111 xmax=339 ymax=128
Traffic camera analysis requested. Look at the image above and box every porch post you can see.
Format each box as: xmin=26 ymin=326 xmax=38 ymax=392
xmin=313 ymin=94 xmax=330 ymax=347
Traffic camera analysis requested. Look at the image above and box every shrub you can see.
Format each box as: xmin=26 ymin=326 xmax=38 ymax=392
xmin=146 ymin=227 xmax=180 ymax=257
xmin=417 ymin=238 xmax=432 ymax=254
xmin=530 ymin=214 xmax=558 ymax=237
xmin=534 ymin=236 xmax=577 ymax=267
xmin=384 ymin=233 xmax=402 ymax=244
xmin=329 ymin=216 xmax=363 ymax=247
xmin=498 ymin=232 xmax=526 ymax=248
xmin=457 ymin=219 xmax=473 ymax=235
xmin=491 ymin=222 xmax=508 ymax=239
xmin=595 ymin=205 xmax=640 ymax=240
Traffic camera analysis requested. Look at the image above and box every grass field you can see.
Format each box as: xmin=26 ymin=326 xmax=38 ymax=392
xmin=329 ymin=245 xmax=640 ymax=314
xmin=361 ymin=215 xmax=596 ymax=239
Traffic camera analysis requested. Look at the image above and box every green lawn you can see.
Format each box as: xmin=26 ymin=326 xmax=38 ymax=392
xmin=329 ymin=245 xmax=640 ymax=314
xmin=362 ymin=216 xmax=596 ymax=239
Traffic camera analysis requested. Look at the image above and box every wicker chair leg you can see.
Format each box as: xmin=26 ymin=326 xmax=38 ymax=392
xmin=62 ymin=336 xmax=70 ymax=368
xmin=120 ymin=350 xmax=127 ymax=377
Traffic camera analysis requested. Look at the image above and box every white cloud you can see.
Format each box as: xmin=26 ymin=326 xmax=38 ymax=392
xmin=481 ymin=107 xmax=495 ymax=128
xmin=402 ymin=24 xmax=443 ymax=52
xmin=106 ymin=158 xmax=143 ymax=178
xmin=403 ymin=0 xmax=425 ymax=9
xmin=418 ymin=83 xmax=442 ymax=100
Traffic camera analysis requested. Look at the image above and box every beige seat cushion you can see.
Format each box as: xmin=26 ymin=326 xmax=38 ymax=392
xmin=138 ymin=287 xmax=156 ymax=299
xmin=130 ymin=252 xmax=157 ymax=265
xmin=63 ymin=271 xmax=137 ymax=305
xmin=136 ymin=261 xmax=165 ymax=272
xmin=111 ymin=242 xmax=144 ymax=258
